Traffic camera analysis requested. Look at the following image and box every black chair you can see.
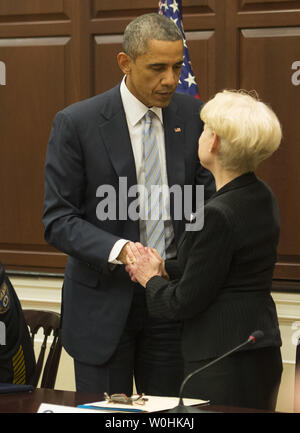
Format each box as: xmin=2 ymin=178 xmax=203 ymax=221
xmin=23 ymin=309 xmax=62 ymax=389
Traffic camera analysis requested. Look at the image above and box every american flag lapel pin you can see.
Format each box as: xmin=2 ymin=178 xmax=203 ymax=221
xmin=174 ymin=127 xmax=181 ymax=133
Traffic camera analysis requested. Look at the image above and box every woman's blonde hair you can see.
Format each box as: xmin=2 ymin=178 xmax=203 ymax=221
xmin=200 ymin=90 xmax=282 ymax=172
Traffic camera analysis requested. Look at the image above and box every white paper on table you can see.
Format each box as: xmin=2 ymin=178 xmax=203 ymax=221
xmin=81 ymin=395 xmax=209 ymax=413
xmin=37 ymin=403 xmax=111 ymax=413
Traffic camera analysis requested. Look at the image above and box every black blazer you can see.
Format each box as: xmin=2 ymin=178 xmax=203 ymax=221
xmin=146 ymin=172 xmax=282 ymax=361
xmin=43 ymin=84 xmax=214 ymax=365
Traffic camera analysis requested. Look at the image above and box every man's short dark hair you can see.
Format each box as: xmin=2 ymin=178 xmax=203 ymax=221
xmin=123 ymin=13 xmax=183 ymax=60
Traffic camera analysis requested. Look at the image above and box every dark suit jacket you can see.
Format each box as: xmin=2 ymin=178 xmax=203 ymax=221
xmin=43 ymin=84 xmax=214 ymax=365
xmin=146 ymin=172 xmax=282 ymax=361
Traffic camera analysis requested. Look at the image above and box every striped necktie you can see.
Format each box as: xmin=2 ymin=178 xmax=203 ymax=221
xmin=143 ymin=110 xmax=165 ymax=259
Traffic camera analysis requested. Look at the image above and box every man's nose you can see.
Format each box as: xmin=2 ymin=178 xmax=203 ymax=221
xmin=161 ymin=68 xmax=178 ymax=87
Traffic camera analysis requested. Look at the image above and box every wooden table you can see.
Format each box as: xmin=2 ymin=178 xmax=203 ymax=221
xmin=0 ymin=388 xmax=105 ymax=413
xmin=0 ymin=388 xmax=275 ymax=413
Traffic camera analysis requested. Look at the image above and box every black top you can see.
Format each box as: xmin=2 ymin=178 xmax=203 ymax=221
xmin=146 ymin=172 xmax=282 ymax=361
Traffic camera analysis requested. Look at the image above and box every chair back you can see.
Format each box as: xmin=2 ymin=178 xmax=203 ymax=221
xmin=23 ymin=309 xmax=62 ymax=389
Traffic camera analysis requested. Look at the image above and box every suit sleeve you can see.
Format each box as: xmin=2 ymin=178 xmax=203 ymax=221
xmin=43 ymin=111 xmax=121 ymax=273
xmin=145 ymin=205 xmax=234 ymax=320
xmin=165 ymin=259 xmax=182 ymax=280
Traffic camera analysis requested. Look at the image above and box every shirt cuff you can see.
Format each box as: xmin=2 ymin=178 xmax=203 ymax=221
xmin=108 ymin=239 xmax=130 ymax=264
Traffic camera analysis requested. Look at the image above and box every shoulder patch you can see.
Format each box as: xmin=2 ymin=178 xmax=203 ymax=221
xmin=0 ymin=281 xmax=10 ymax=314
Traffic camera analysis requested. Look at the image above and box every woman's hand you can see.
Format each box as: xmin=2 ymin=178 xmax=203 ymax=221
xmin=125 ymin=242 xmax=167 ymax=287
xmin=149 ymin=248 xmax=170 ymax=280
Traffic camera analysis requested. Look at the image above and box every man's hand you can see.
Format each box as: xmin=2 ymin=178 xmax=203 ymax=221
xmin=125 ymin=242 xmax=165 ymax=287
xmin=117 ymin=242 xmax=130 ymax=264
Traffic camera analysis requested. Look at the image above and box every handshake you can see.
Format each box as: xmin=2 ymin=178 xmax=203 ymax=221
xmin=118 ymin=242 xmax=169 ymax=288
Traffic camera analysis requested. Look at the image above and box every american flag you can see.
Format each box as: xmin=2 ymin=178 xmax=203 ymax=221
xmin=158 ymin=0 xmax=200 ymax=99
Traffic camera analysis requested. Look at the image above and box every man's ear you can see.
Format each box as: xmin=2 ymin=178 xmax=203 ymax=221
xmin=117 ymin=52 xmax=132 ymax=75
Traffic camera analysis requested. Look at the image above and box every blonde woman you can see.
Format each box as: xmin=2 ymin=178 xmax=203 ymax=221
xmin=126 ymin=90 xmax=283 ymax=410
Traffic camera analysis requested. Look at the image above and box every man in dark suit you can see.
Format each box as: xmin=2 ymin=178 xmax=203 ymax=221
xmin=43 ymin=13 xmax=214 ymax=396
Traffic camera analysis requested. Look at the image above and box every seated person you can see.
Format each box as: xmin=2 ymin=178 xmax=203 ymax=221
xmin=0 ymin=262 xmax=36 ymax=384
xmin=125 ymin=90 xmax=283 ymax=410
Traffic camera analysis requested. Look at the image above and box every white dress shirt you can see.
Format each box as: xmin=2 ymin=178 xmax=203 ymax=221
xmin=108 ymin=77 xmax=175 ymax=264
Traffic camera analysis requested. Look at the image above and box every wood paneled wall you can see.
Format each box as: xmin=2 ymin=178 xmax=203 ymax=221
xmin=0 ymin=0 xmax=300 ymax=290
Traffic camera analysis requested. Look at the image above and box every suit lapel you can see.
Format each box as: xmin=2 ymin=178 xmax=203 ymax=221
xmin=98 ymin=86 xmax=137 ymax=190
xmin=163 ymin=99 xmax=185 ymax=189
xmin=163 ymin=98 xmax=186 ymax=240
xmin=177 ymin=230 xmax=188 ymax=250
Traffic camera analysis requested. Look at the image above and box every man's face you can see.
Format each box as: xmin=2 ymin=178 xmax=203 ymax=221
xmin=124 ymin=39 xmax=184 ymax=108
